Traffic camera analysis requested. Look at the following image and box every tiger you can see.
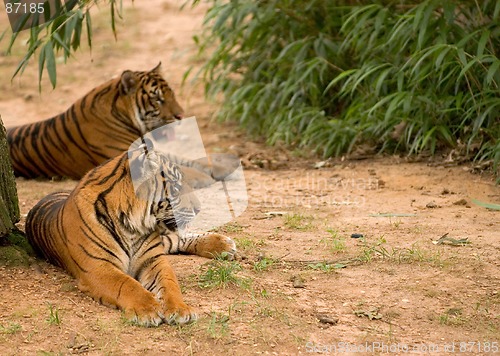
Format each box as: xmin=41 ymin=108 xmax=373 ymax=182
xmin=7 ymin=63 xmax=185 ymax=180
xmin=25 ymin=146 xmax=237 ymax=326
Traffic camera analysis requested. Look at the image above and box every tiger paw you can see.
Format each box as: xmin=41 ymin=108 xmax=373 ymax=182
xmin=164 ymin=302 xmax=197 ymax=325
xmin=200 ymin=233 xmax=237 ymax=260
xmin=124 ymin=300 xmax=165 ymax=327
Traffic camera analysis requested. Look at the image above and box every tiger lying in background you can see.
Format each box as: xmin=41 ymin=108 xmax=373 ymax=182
xmin=25 ymin=146 xmax=236 ymax=326
xmin=7 ymin=63 xmax=184 ymax=180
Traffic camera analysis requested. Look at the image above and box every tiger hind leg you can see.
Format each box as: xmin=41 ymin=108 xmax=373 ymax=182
xmin=163 ymin=232 xmax=237 ymax=260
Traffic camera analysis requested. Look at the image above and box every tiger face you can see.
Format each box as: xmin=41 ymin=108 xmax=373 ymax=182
xmin=130 ymin=149 xmax=201 ymax=233
xmin=120 ymin=63 xmax=184 ymax=134
xmin=153 ymin=160 xmax=201 ymax=232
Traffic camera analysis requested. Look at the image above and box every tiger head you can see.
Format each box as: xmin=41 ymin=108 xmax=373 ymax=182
xmin=119 ymin=63 xmax=184 ymax=134
xmin=129 ymin=148 xmax=201 ymax=233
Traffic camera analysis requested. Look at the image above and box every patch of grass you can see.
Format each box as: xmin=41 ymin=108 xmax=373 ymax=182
xmin=307 ymin=262 xmax=346 ymax=272
xmin=248 ymin=294 xmax=293 ymax=326
xmin=391 ymin=219 xmax=403 ymax=229
xmin=173 ymin=318 xmax=199 ymax=338
xmin=234 ymin=236 xmax=266 ymax=252
xmin=198 ymin=258 xmax=250 ymax=289
xmin=235 ymin=237 xmax=254 ymax=250
xmin=284 ymin=213 xmax=314 ymax=231
xmin=212 ymin=222 xmax=245 ymax=234
xmin=357 ymin=238 xmax=448 ymax=267
xmin=206 ymin=311 xmax=230 ymax=339
xmin=292 ymin=334 xmax=307 ymax=347
xmin=438 ymin=308 xmax=467 ymax=326
xmin=253 ymin=256 xmax=276 ymax=272
xmin=46 ymin=304 xmax=61 ymax=326
xmin=321 ymin=228 xmax=347 ymax=253
xmin=259 ymin=288 xmax=270 ymax=298
xmin=358 ymin=238 xmax=382 ymax=263
xmin=0 ymin=322 xmax=22 ymax=334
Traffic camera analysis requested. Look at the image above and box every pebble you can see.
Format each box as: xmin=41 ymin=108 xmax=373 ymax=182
xmin=426 ymin=201 xmax=438 ymax=208
xmin=317 ymin=314 xmax=339 ymax=325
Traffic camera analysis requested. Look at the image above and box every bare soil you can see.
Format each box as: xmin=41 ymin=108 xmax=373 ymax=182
xmin=1 ymin=1 xmax=499 ymax=355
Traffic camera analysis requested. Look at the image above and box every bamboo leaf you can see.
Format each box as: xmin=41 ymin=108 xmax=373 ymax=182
xmin=471 ymin=199 xmax=500 ymax=210
xmin=477 ymin=30 xmax=490 ymax=57
xmin=111 ymin=1 xmax=117 ymax=40
xmin=486 ymin=60 xmax=500 ymax=86
xmin=435 ymin=45 xmax=453 ymax=69
xmin=324 ymin=69 xmax=357 ymax=94
xmin=38 ymin=46 xmax=46 ymax=91
xmin=85 ymin=11 xmax=92 ymax=48
xmin=45 ymin=41 xmax=57 ymax=88
xmin=71 ymin=11 xmax=83 ymax=51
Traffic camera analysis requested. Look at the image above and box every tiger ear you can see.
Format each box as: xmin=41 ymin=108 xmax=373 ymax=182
xmin=151 ymin=62 xmax=162 ymax=73
xmin=120 ymin=70 xmax=138 ymax=95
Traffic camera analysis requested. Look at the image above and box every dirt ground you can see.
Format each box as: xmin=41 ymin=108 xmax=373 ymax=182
xmin=0 ymin=1 xmax=499 ymax=355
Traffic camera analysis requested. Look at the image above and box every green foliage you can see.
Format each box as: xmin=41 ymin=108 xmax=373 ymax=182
xmin=321 ymin=228 xmax=347 ymax=253
xmin=253 ymin=256 xmax=275 ymax=272
xmin=0 ymin=322 xmax=22 ymax=334
xmin=206 ymin=311 xmax=230 ymax=339
xmin=2 ymin=0 xmax=123 ymax=89
xmin=198 ymin=258 xmax=250 ymax=289
xmin=283 ymin=213 xmax=313 ymax=231
xmin=191 ymin=0 xmax=500 ymax=172
xmin=46 ymin=303 xmax=61 ymax=326
xmin=307 ymin=262 xmax=346 ymax=272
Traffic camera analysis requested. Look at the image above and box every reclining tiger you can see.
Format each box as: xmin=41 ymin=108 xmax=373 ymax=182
xmin=7 ymin=63 xmax=186 ymax=180
xmin=25 ymin=145 xmax=237 ymax=326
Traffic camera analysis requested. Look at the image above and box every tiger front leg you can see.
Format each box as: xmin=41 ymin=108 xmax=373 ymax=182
xmin=132 ymin=249 xmax=197 ymax=325
xmin=77 ymin=267 xmax=164 ymax=327
xmin=173 ymin=232 xmax=237 ymax=260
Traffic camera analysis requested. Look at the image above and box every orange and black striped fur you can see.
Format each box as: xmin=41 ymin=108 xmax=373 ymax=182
xmin=8 ymin=63 xmax=184 ymax=180
xmin=25 ymin=148 xmax=236 ymax=326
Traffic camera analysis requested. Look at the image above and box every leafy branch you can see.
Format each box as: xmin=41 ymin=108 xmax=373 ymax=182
xmin=189 ymin=0 xmax=500 ymax=176
xmin=3 ymin=0 xmax=126 ymax=89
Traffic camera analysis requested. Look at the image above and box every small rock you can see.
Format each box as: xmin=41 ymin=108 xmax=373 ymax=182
xmin=317 ymin=314 xmax=339 ymax=325
xmin=453 ymin=198 xmax=468 ymax=206
xmin=291 ymin=275 xmax=305 ymax=288
xmin=426 ymin=201 xmax=438 ymax=208
xmin=441 ymin=188 xmax=450 ymax=195
xmin=351 ymin=233 xmax=364 ymax=239
xmin=314 ymin=158 xmax=334 ymax=168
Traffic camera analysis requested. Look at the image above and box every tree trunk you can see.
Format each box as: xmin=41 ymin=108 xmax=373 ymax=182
xmin=0 ymin=115 xmax=20 ymax=238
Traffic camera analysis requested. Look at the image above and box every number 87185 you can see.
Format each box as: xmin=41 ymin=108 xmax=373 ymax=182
xmin=5 ymin=1 xmax=44 ymax=14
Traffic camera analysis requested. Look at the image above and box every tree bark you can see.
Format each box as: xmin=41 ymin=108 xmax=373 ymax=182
xmin=0 ymin=115 xmax=20 ymax=238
